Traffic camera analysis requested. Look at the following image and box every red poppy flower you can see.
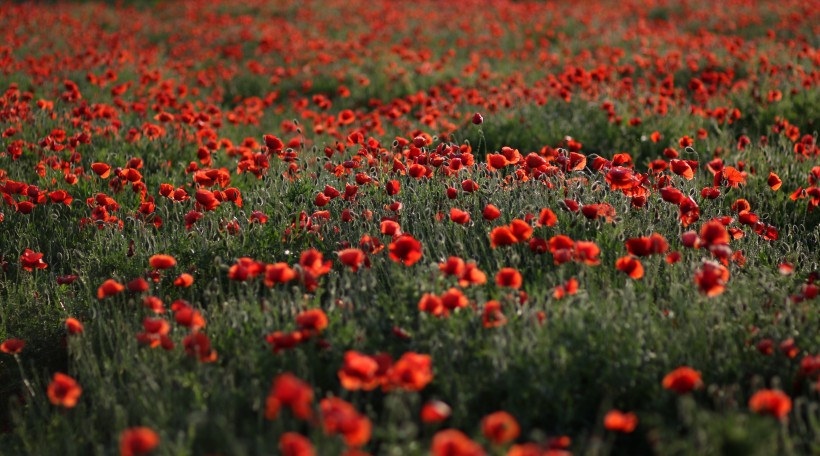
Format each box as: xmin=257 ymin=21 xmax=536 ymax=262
xmin=339 ymin=351 xmax=381 ymax=391
xmin=296 ymin=309 xmax=328 ymax=335
xmin=574 ymin=241 xmax=601 ymax=266
xmin=119 ymin=427 xmax=159 ymax=456
xmin=173 ymin=273 xmax=194 ymax=287
xmin=65 ymin=318 xmax=84 ymax=335
xmin=482 ymin=204 xmax=501 ymax=220
xmin=266 ymin=373 xmax=314 ymax=420
xmin=670 ymin=159 xmax=695 ymax=180
xmin=694 ymin=260 xmax=730 ymax=296
xmin=419 ymin=293 xmax=446 ymax=316
xmin=440 ymin=288 xmax=468 ymax=311
xmin=389 ymin=234 xmax=422 ymax=266
xmin=19 ymin=249 xmax=47 ymax=271
xmin=97 ymin=279 xmax=125 ymax=299
xmin=320 ymin=397 xmax=372 ymax=447
xmin=537 ymin=208 xmax=558 ymax=227
xmin=1 ymin=338 xmax=25 ymax=354
xmin=604 ymin=410 xmax=638 ymax=433
xmin=749 ymin=389 xmax=791 ymax=420
xmin=264 ymin=263 xmax=297 ymax=286
xmin=439 ymin=257 xmax=465 ymax=277
xmin=495 ymin=267 xmax=523 ymax=289
xmin=450 ymin=207 xmax=471 ymax=224
xmin=47 ymin=372 xmax=82 ymax=408
xmin=431 ymin=429 xmax=485 ymax=456
xmin=127 ymin=277 xmax=149 ymax=293
xmin=338 ymin=248 xmax=367 ymax=272
xmin=615 ymin=256 xmax=644 ymax=279
xmin=149 ymin=254 xmax=176 ymax=269
xmin=421 ymin=400 xmax=451 ymax=423
xmin=662 ymin=366 xmax=703 ymax=394
xmin=605 ymin=166 xmax=637 ymax=190
xmin=481 ymin=300 xmax=506 ymax=328
xmin=490 ymin=226 xmax=518 ymax=248
xmin=386 ymin=180 xmax=401 ymax=196
xmin=767 ymin=172 xmax=782 ymax=191
xmin=387 ymin=352 xmax=433 ymax=392
xmin=481 ymin=411 xmax=520 ymax=445
xmin=91 ymin=162 xmax=111 ymax=178
xmin=182 ymin=332 xmax=217 ymax=363
xmin=279 ymin=432 xmax=315 ymax=456
xmin=509 ymin=219 xmax=533 ymax=241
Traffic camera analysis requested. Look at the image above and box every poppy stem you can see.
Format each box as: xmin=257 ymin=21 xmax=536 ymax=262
xmin=14 ymin=354 xmax=36 ymax=399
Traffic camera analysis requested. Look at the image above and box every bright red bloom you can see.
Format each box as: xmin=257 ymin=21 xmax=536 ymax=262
xmin=264 ymin=262 xmax=297 ymax=286
xmin=481 ymin=411 xmax=520 ymax=445
xmin=338 ymin=248 xmax=367 ymax=272
xmin=625 ymin=233 xmax=668 ymax=256
xmin=387 ymin=352 xmax=433 ymax=391
xmin=65 ymin=318 xmax=84 ymax=335
xmin=296 ymin=309 xmax=328 ymax=335
xmin=490 ymin=226 xmax=518 ymax=248
xmin=767 ymin=172 xmax=782 ymax=191
xmin=510 ymin=219 xmax=533 ymax=241
xmin=119 ymin=427 xmax=159 ymax=456
xmin=615 ymin=256 xmax=644 ymax=279
xmin=495 ymin=267 xmax=523 ymax=289
xmin=431 ymin=429 xmax=485 ymax=456
xmin=749 ymin=389 xmax=792 ymax=420
xmin=450 ymin=207 xmax=471 ymax=224
xmin=173 ymin=273 xmax=194 ymax=287
xmin=338 ymin=351 xmax=381 ymax=391
xmin=320 ymin=397 xmax=372 ymax=447
xmin=604 ymin=410 xmax=638 ymax=433
xmin=149 ymin=254 xmax=176 ymax=269
xmin=483 ymin=204 xmax=501 ymax=220
xmin=694 ymin=260 xmax=730 ymax=296
xmin=19 ymin=249 xmax=47 ymax=271
xmin=266 ymin=373 xmax=314 ymax=420
xmin=482 ymin=300 xmax=507 ymax=328
xmin=389 ymin=234 xmax=423 ymax=266
xmin=47 ymin=372 xmax=82 ymax=408
xmin=279 ymin=432 xmax=315 ymax=456
xmin=91 ymin=162 xmax=111 ymax=178
xmin=421 ymin=400 xmax=451 ymax=423
xmin=537 ymin=208 xmax=558 ymax=227
xmin=662 ymin=366 xmax=703 ymax=394
xmin=97 ymin=279 xmax=125 ymax=299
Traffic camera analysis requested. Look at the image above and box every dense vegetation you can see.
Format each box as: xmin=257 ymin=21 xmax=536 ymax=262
xmin=1 ymin=0 xmax=819 ymax=454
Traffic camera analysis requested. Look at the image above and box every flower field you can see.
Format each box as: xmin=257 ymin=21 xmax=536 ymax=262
xmin=1 ymin=0 xmax=820 ymax=454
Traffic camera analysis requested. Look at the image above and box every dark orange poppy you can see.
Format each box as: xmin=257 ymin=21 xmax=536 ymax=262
xmin=481 ymin=411 xmax=520 ymax=445
xmin=604 ymin=409 xmax=638 ymax=433
xmin=119 ymin=427 xmax=159 ymax=456
xmin=47 ymin=372 xmax=82 ymax=408
xmin=97 ymin=279 xmax=125 ymax=299
xmin=431 ymin=429 xmax=484 ymax=456
xmin=279 ymin=432 xmax=315 ymax=456
xmin=421 ymin=400 xmax=451 ymax=423
xmin=495 ymin=267 xmax=523 ymax=288
xmin=749 ymin=389 xmax=791 ymax=420
xmin=1 ymin=338 xmax=25 ymax=354
xmin=387 ymin=352 xmax=433 ymax=392
xmin=615 ymin=256 xmax=644 ymax=279
xmin=149 ymin=254 xmax=176 ymax=269
xmin=338 ymin=248 xmax=366 ymax=272
xmin=662 ymin=366 xmax=703 ymax=394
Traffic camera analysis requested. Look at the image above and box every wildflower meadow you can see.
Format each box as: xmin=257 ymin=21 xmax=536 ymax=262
xmin=1 ymin=0 xmax=820 ymax=455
